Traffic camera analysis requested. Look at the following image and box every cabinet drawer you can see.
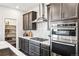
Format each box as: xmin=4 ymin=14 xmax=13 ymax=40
xmin=25 ymin=39 xmax=29 ymax=43
xmin=41 ymin=44 xmax=50 ymax=50
xmin=19 ymin=38 xmax=22 ymax=49
xmin=25 ymin=43 xmax=29 ymax=47
xmin=25 ymin=42 xmax=29 ymax=44
xmin=29 ymin=40 xmax=40 ymax=46
xmin=25 ymin=47 xmax=29 ymax=53
xmin=29 ymin=51 xmax=40 ymax=56
xmin=41 ymin=48 xmax=50 ymax=56
xmin=29 ymin=43 xmax=40 ymax=53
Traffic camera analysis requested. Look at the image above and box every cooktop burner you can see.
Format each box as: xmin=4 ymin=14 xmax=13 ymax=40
xmin=30 ymin=37 xmax=48 ymax=42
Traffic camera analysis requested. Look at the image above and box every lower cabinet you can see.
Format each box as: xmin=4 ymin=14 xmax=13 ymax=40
xmin=29 ymin=40 xmax=40 ymax=56
xmin=40 ymin=44 xmax=50 ymax=56
xmin=29 ymin=51 xmax=40 ymax=56
xmin=41 ymin=48 xmax=50 ymax=56
xmin=19 ymin=38 xmax=29 ymax=54
xmin=19 ymin=37 xmax=50 ymax=56
xmin=19 ymin=38 xmax=25 ymax=51
xmin=24 ymin=39 xmax=29 ymax=54
xmin=19 ymin=38 xmax=22 ymax=49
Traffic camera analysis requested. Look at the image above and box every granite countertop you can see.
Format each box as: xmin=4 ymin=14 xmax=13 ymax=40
xmin=0 ymin=41 xmax=25 ymax=56
xmin=19 ymin=36 xmax=50 ymax=46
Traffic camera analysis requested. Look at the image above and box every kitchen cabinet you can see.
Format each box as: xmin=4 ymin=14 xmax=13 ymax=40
xmin=23 ymin=11 xmax=37 ymax=30
xmin=41 ymin=48 xmax=50 ymax=56
xmin=51 ymin=3 xmax=61 ymax=21
xmin=47 ymin=3 xmax=79 ymax=21
xmin=61 ymin=3 xmax=78 ymax=19
xmin=29 ymin=40 xmax=40 ymax=56
xmin=19 ymin=38 xmax=21 ymax=49
xmin=28 ymin=11 xmax=37 ymax=30
xmin=24 ymin=39 xmax=29 ymax=54
xmin=47 ymin=3 xmax=61 ymax=21
xmin=41 ymin=44 xmax=50 ymax=56
xmin=19 ymin=38 xmax=29 ymax=54
xmin=28 ymin=13 xmax=32 ymax=30
xmin=19 ymin=38 xmax=25 ymax=51
xmin=23 ymin=14 xmax=29 ymax=30
xmin=19 ymin=37 xmax=50 ymax=56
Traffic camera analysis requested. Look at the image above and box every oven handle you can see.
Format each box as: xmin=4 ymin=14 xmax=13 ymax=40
xmin=52 ymin=40 xmax=76 ymax=47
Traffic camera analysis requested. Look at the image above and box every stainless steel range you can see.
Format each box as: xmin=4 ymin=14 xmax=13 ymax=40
xmin=50 ymin=21 xmax=79 ymax=56
xmin=30 ymin=37 xmax=48 ymax=42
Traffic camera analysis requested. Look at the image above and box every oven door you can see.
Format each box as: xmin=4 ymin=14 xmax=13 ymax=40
xmin=52 ymin=29 xmax=76 ymax=36
xmin=52 ymin=42 xmax=76 ymax=56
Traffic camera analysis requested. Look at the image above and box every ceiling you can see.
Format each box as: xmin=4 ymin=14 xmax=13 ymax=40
xmin=0 ymin=3 xmax=39 ymax=12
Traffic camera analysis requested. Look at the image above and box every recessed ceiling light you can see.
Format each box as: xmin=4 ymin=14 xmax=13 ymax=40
xmin=16 ymin=6 xmax=19 ymax=9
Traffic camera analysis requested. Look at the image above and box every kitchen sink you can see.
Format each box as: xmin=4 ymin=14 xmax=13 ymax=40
xmin=0 ymin=48 xmax=17 ymax=56
xmin=30 ymin=37 xmax=48 ymax=42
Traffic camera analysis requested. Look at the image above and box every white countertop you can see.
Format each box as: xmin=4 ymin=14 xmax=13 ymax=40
xmin=19 ymin=36 xmax=50 ymax=46
xmin=0 ymin=41 xmax=25 ymax=56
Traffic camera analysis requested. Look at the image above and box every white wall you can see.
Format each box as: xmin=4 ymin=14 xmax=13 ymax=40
xmin=0 ymin=6 xmax=23 ymax=49
xmin=24 ymin=4 xmax=50 ymax=39
xmin=0 ymin=4 xmax=50 ymax=49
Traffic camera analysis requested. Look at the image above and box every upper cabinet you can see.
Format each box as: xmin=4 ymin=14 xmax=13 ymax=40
xmin=23 ymin=11 xmax=37 ymax=30
xmin=61 ymin=3 xmax=78 ymax=19
xmin=47 ymin=3 xmax=79 ymax=21
xmin=23 ymin=13 xmax=29 ymax=30
xmin=28 ymin=12 xmax=33 ymax=30
xmin=51 ymin=3 xmax=61 ymax=21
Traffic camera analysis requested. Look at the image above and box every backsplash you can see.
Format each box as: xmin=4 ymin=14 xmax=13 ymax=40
xmin=24 ymin=22 xmax=50 ymax=39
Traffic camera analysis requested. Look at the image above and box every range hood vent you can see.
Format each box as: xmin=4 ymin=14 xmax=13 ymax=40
xmin=33 ymin=3 xmax=48 ymax=23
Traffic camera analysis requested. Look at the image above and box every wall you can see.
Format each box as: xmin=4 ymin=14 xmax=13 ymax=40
xmin=0 ymin=4 xmax=50 ymax=49
xmin=0 ymin=6 xmax=23 ymax=49
xmin=24 ymin=4 xmax=50 ymax=39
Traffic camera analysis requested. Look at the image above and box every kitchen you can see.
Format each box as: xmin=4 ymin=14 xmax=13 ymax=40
xmin=0 ymin=3 xmax=79 ymax=56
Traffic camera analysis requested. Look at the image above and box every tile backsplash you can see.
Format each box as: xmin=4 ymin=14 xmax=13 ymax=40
xmin=24 ymin=22 xmax=50 ymax=39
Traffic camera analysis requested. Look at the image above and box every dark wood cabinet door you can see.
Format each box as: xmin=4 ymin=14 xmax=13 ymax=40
xmin=21 ymin=39 xmax=25 ymax=51
xmin=19 ymin=38 xmax=22 ymax=49
xmin=19 ymin=38 xmax=29 ymax=54
xmin=41 ymin=44 xmax=50 ymax=56
xmin=19 ymin=38 xmax=25 ymax=51
xmin=47 ymin=3 xmax=79 ymax=22
xmin=62 ymin=3 xmax=78 ymax=19
xmin=24 ymin=39 xmax=29 ymax=53
xmin=41 ymin=48 xmax=50 ymax=56
xmin=23 ymin=14 xmax=29 ymax=30
xmin=23 ymin=11 xmax=37 ymax=30
xmin=51 ymin=3 xmax=61 ymax=21
xmin=28 ymin=12 xmax=32 ymax=30
xmin=29 ymin=40 xmax=40 ymax=56
xmin=29 ymin=11 xmax=37 ymax=30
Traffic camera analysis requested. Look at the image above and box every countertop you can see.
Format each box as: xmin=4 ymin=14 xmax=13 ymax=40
xmin=19 ymin=36 xmax=50 ymax=46
xmin=0 ymin=41 xmax=25 ymax=56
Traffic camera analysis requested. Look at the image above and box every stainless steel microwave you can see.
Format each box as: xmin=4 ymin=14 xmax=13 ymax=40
xmin=51 ymin=23 xmax=76 ymax=36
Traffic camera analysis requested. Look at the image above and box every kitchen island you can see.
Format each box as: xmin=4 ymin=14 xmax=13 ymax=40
xmin=0 ymin=41 xmax=25 ymax=56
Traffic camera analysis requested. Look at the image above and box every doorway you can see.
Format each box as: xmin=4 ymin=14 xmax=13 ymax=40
xmin=4 ymin=18 xmax=16 ymax=47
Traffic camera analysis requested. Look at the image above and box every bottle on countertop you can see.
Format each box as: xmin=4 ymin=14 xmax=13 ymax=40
xmin=28 ymin=30 xmax=33 ymax=37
